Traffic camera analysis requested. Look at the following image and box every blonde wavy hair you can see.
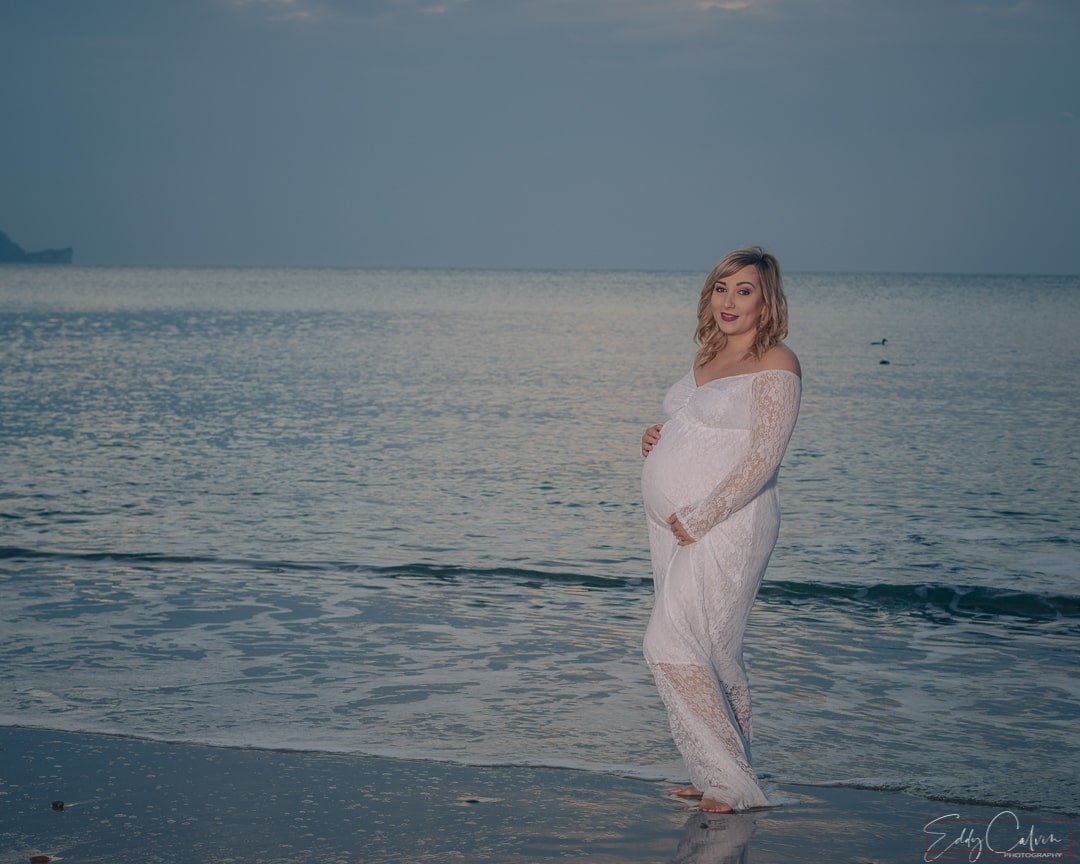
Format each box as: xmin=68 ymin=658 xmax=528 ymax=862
xmin=694 ymin=246 xmax=788 ymax=368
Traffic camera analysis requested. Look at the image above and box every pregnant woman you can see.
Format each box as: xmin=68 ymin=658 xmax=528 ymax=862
xmin=640 ymin=246 xmax=801 ymax=813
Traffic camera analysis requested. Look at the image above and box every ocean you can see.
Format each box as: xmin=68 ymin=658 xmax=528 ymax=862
xmin=1 ymin=266 xmax=1077 ymax=817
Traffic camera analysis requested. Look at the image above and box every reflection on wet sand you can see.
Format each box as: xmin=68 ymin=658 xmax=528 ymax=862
xmin=672 ymin=811 xmax=758 ymax=864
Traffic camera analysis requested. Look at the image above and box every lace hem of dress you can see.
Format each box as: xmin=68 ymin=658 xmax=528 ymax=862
xmin=648 ymin=660 xmax=770 ymax=811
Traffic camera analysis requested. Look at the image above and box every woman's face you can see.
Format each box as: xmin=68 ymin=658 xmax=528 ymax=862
xmin=710 ymin=263 xmax=765 ymax=338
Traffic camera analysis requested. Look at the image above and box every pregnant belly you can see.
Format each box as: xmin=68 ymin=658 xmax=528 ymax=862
xmin=641 ymin=421 xmax=731 ymax=522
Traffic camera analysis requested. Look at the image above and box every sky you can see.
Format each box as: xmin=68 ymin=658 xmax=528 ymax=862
xmin=2 ymin=0 xmax=1078 ymax=273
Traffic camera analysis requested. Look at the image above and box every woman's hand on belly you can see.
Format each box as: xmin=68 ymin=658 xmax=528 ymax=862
xmin=641 ymin=423 xmax=664 ymax=458
xmin=666 ymin=513 xmax=696 ymax=546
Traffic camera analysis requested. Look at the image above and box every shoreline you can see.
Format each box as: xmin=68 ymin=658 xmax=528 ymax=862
xmin=2 ymin=726 xmax=1073 ymax=864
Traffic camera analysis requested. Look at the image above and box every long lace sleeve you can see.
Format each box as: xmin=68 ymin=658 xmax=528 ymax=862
xmin=675 ymin=370 xmax=802 ymax=540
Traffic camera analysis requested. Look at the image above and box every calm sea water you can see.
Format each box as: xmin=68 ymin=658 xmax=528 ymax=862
xmin=1 ymin=267 xmax=1077 ymax=815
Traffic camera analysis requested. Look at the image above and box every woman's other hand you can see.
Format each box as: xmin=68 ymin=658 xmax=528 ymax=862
xmin=666 ymin=513 xmax=695 ymax=546
xmin=641 ymin=423 xmax=664 ymax=458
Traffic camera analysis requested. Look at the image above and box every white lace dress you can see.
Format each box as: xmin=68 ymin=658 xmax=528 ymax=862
xmin=641 ymin=367 xmax=801 ymax=810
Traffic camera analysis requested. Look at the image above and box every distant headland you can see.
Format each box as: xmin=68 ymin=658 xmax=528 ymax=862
xmin=0 ymin=230 xmax=73 ymax=264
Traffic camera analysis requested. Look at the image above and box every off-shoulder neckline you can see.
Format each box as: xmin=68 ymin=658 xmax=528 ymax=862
xmin=689 ymin=367 xmax=802 ymax=389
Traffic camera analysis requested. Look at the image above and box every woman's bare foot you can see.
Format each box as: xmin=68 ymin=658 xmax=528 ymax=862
xmin=667 ymin=785 xmax=703 ymax=799
xmin=698 ymin=797 xmax=733 ymax=813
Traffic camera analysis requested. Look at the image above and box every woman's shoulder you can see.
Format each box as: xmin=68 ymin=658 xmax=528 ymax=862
xmin=756 ymin=343 xmax=801 ymax=378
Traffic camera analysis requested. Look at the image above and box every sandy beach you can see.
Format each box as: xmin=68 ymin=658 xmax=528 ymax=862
xmin=2 ymin=726 xmax=1072 ymax=863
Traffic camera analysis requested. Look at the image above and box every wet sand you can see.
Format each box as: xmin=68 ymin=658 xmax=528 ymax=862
xmin=1 ymin=726 xmax=1072 ymax=863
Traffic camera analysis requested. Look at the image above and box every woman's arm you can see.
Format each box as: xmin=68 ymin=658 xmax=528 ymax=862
xmin=673 ymin=370 xmax=801 ymax=541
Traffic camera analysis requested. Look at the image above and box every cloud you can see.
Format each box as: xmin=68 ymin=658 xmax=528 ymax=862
xmin=698 ymin=0 xmax=754 ymax=9
xmin=232 ymin=0 xmax=303 ymax=8
xmin=272 ymin=8 xmax=316 ymax=21
xmin=232 ymin=0 xmax=758 ymax=27
xmin=230 ymin=0 xmax=320 ymax=21
xmin=963 ymin=0 xmax=1036 ymax=14
xmin=231 ymin=0 xmax=467 ymax=21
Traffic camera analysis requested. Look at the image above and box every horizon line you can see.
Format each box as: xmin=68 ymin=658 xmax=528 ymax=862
xmin=2 ymin=263 xmax=1077 ymax=279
